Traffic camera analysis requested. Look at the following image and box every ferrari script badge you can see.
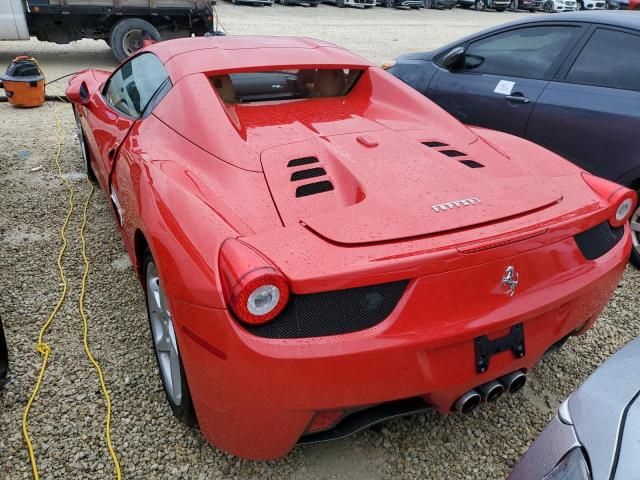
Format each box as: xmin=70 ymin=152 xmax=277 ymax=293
xmin=432 ymin=197 xmax=481 ymax=212
xmin=501 ymin=266 xmax=519 ymax=297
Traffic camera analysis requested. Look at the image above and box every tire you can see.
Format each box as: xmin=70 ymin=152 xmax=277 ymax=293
xmin=529 ymin=7 xmax=536 ymax=10
xmin=423 ymin=0 xmax=433 ymax=6
xmin=144 ymin=251 xmax=197 ymax=425
xmin=508 ymin=0 xmax=517 ymax=10
xmin=310 ymin=1 xmax=320 ymax=5
xmin=543 ymin=0 xmax=554 ymax=10
xmin=73 ymin=106 xmax=96 ymax=182
xmin=0 ymin=317 xmax=8 ymax=383
xmin=337 ymin=0 xmax=346 ymax=6
xmin=474 ymin=0 xmax=486 ymax=9
xmin=578 ymin=0 xmax=584 ymax=7
xmin=496 ymin=6 xmax=506 ymax=9
xmin=109 ymin=18 xmax=161 ymax=63
xmin=630 ymin=192 xmax=640 ymax=267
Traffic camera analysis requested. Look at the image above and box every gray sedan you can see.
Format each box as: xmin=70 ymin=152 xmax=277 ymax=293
xmin=509 ymin=337 xmax=640 ymax=480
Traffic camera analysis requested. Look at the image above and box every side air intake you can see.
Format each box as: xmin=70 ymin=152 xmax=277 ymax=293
xmin=422 ymin=141 xmax=448 ymax=148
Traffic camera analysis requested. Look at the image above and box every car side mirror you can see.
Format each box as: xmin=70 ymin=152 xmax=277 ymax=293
xmin=441 ymin=47 xmax=466 ymax=71
xmin=66 ymin=80 xmax=90 ymax=105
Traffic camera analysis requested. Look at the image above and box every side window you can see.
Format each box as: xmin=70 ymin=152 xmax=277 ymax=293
xmin=566 ymin=28 xmax=640 ymax=92
xmin=463 ymin=26 xmax=580 ymax=80
xmin=104 ymin=53 xmax=170 ymax=118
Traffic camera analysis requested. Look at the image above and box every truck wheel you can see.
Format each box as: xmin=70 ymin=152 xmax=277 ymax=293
xmin=110 ymin=18 xmax=161 ymax=63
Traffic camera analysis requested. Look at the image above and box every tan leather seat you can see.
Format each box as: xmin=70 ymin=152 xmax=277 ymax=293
xmin=212 ymin=75 xmax=237 ymax=103
xmin=312 ymin=69 xmax=346 ymax=98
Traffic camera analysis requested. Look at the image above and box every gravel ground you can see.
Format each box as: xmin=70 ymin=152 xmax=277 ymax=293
xmin=1 ymin=6 xmax=640 ymax=480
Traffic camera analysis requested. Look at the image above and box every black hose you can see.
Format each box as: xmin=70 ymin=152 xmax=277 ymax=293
xmin=0 ymin=95 xmax=69 ymax=103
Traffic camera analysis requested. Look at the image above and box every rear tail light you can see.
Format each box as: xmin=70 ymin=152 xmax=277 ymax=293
xmin=581 ymin=173 xmax=637 ymax=227
xmin=218 ymin=239 xmax=289 ymax=325
xmin=305 ymin=410 xmax=345 ymax=434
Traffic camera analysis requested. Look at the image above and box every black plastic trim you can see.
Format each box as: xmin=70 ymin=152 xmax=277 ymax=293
xmin=297 ymin=397 xmax=430 ymax=445
xmin=574 ymin=221 xmax=624 ymax=261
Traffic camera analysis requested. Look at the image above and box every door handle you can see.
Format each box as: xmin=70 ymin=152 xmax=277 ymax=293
xmin=504 ymin=94 xmax=531 ymax=104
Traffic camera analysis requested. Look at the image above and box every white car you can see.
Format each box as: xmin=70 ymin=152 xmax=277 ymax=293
xmin=580 ymin=0 xmax=606 ymax=8
xmin=540 ymin=0 xmax=578 ymax=10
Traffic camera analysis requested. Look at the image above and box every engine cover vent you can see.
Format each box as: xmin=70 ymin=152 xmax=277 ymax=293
xmin=296 ymin=180 xmax=334 ymax=198
xmin=291 ymin=167 xmax=327 ymax=182
xmin=288 ymin=156 xmax=319 ymax=168
xmin=422 ymin=141 xmax=448 ymax=148
xmin=459 ymin=160 xmax=484 ymax=169
xmin=440 ymin=149 xmax=467 ymax=158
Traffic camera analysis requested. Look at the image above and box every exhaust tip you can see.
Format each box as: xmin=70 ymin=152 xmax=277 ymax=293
xmin=454 ymin=390 xmax=481 ymax=414
xmin=500 ymin=370 xmax=527 ymax=394
xmin=478 ymin=380 xmax=505 ymax=403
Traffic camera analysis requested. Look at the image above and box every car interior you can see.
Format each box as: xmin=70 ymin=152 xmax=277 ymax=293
xmin=210 ymin=68 xmax=362 ymax=103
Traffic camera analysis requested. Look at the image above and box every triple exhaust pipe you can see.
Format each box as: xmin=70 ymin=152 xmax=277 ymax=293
xmin=453 ymin=370 xmax=527 ymax=414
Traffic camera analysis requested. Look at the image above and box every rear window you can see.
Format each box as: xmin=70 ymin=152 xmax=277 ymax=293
xmin=211 ymin=68 xmax=363 ymax=104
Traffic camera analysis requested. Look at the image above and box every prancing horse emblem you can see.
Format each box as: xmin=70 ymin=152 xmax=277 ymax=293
xmin=501 ymin=266 xmax=519 ymax=297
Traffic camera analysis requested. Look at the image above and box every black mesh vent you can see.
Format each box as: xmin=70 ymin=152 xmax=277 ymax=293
xmin=296 ymin=181 xmax=334 ymax=198
xmin=574 ymin=221 xmax=624 ymax=260
xmin=422 ymin=141 xmax=448 ymax=148
xmin=440 ymin=149 xmax=467 ymax=158
xmin=288 ymin=157 xmax=319 ymax=168
xmin=459 ymin=160 xmax=484 ymax=169
xmin=291 ymin=167 xmax=327 ymax=182
xmin=244 ymin=280 xmax=409 ymax=339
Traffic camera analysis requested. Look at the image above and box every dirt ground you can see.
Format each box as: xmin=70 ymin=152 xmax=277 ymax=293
xmin=1 ymin=5 xmax=640 ymax=480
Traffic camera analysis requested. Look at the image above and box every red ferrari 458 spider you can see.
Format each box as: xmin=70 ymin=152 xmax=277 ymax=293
xmin=67 ymin=36 xmax=635 ymax=460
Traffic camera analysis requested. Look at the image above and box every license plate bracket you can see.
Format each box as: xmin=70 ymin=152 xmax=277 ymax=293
xmin=474 ymin=323 xmax=525 ymax=373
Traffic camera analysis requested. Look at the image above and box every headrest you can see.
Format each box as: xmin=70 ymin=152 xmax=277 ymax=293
xmin=313 ymin=69 xmax=346 ymax=98
xmin=213 ymin=75 xmax=237 ymax=103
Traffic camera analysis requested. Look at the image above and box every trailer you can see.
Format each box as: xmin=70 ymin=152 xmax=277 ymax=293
xmin=0 ymin=0 xmax=217 ymax=62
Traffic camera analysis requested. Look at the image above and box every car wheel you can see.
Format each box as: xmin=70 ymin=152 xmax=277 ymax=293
xmin=578 ymin=0 xmax=584 ymax=7
xmin=543 ymin=0 xmax=554 ymax=10
xmin=109 ymin=18 xmax=161 ymax=63
xmin=310 ymin=1 xmax=319 ymax=5
xmin=496 ymin=6 xmax=506 ymax=9
xmin=73 ymin=106 xmax=97 ymax=182
xmin=423 ymin=0 xmax=433 ymax=7
xmin=474 ymin=0 xmax=486 ymax=9
xmin=508 ymin=0 xmax=517 ymax=10
xmin=0 ymin=317 xmax=8 ymax=383
xmin=529 ymin=7 xmax=536 ymax=10
xmin=144 ymin=251 xmax=197 ymax=425
xmin=337 ymin=0 xmax=346 ymax=6
xmin=630 ymin=194 xmax=640 ymax=267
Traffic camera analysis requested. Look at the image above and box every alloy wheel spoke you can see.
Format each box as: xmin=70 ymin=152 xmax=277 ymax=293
xmin=630 ymin=221 xmax=640 ymax=233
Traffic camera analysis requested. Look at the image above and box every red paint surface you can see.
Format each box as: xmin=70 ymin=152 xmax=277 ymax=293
xmin=67 ymin=36 xmax=634 ymax=460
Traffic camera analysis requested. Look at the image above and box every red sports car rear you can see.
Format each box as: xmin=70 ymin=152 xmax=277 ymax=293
xmin=67 ymin=36 xmax=635 ymax=459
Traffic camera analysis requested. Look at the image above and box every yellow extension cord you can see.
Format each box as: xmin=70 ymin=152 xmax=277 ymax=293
xmin=21 ymin=99 xmax=122 ymax=480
